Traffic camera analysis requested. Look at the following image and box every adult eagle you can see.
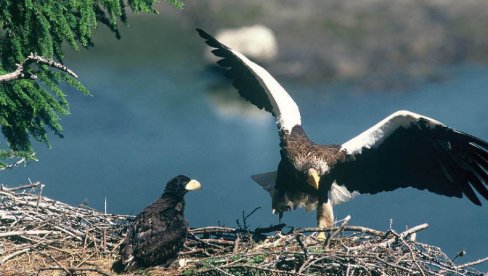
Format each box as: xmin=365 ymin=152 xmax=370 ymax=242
xmin=197 ymin=29 xmax=488 ymax=236
xmin=117 ymin=175 xmax=201 ymax=272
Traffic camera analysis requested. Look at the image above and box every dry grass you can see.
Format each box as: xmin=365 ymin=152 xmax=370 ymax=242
xmin=0 ymin=183 xmax=486 ymax=275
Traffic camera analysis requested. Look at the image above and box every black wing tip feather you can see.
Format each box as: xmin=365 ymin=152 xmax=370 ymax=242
xmin=454 ymin=131 xmax=488 ymax=205
xmin=463 ymin=132 xmax=488 ymax=203
xmin=196 ymin=29 xmax=235 ymax=67
xmin=196 ymin=28 xmax=277 ymax=116
xmin=458 ymin=134 xmax=488 ymax=206
xmin=196 ymin=28 xmax=213 ymax=44
xmin=196 ymin=28 xmax=211 ymax=39
xmin=196 ymin=28 xmax=229 ymax=53
xmin=195 ymin=28 xmax=205 ymax=35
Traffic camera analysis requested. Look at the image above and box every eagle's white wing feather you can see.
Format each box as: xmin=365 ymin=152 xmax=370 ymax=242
xmin=341 ymin=110 xmax=444 ymax=155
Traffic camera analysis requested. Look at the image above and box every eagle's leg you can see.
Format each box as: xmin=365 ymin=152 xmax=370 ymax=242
xmin=316 ymin=201 xmax=334 ymax=241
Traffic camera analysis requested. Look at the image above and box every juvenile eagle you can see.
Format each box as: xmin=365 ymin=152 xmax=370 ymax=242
xmin=197 ymin=29 xmax=488 ymax=237
xmin=117 ymin=175 xmax=201 ymax=272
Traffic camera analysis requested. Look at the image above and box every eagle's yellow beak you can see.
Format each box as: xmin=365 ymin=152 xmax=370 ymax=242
xmin=307 ymin=169 xmax=320 ymax=190
xmin=185 ymin=179 xmax=202 ymax=191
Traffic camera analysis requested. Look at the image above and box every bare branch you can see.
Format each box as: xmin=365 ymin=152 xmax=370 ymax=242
xmin=293 ymin=225 xmax=385 ymax=237
xmin=456 ymin=257 xmax=488 ymax=269
xmin=0 ymin=248 xmax=31 ymax=265
xmin=0 ymin=157 xmax=27 ymax=172
xmin=378 ymin=223 xmax=429 ymax=248
xmin=0 ymin=181 xmax=42 ymax=191
xmin=38 ymin=267 xmax=111 ymax=276
xmin=326 ymin=215 xmax=351 ymax=248
xmin=0 ymin=230 xmax=59 ymax=238
xmin=0 ymin=53 xmax=77 ymax=83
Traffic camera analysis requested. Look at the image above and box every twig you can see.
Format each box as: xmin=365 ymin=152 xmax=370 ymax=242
xmin=0 ymin=157 xmax=27 ymax=172
xmin=204 ymin=263 xmax=235 ymax=276
xmin=298 ymin=255 xmax=315 ymax=274
xmin=456 ymin=256 xmax=488 ymax=269
xmin=53 ymin=226 xmax=83 ymax=241
xmin=0 ymin=53 xmax=77 ymax=83
xmin=326 ymin=215 xmax=351 ymax=248
xmin=196 ymin=238 xmax=234 ymax=246
xmin=48 ymin=254 xmax=70 ymax=274
xmin=378 ymin=223 xmax=429 ymax=248
xmin=191 ymin=226 xmax=238 ymax=235
xmin=75 ymin=252 xmax=98 ymax=269
xmin=452 ymin=249 xmax=466 ymax=262
xmin=37 ymin=267 xmax=110 ymax=276
xmin=221 ymin=264 xmax=305 ymax=275
xmin=0 ymin=230 xmax=58 ymax=238
xmin=294 ymin=225 xmax=385 ymax=237
xmin=233 ymin=235 xmax=241 ymax=253
xmin=0 ymin=248 xmax=31 ymax=264
xmin=373 ymin=256 xmax=415 ymax=274
xmin=254 ymin=223 xmax=286 ymax=234
xmin=0 ymin=181 xmax=41 ymax=192
xmin=36 ymin=183 xmax=44 ymax=212
xmin=236 ymin=207 xmax=261 ymax=231
xmin=398 ymin=234 xmax=426 ymax=276
xmin=296 ymin=234 xmax=308 ymax=258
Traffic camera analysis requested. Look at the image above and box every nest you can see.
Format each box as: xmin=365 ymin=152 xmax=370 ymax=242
xmin=185 ymin=222 xmax=486 ymax=275
xmin=0 ymin=182 xmax=129 ymax=275
xmin=0 ymin=183 xmax=486 ymax=275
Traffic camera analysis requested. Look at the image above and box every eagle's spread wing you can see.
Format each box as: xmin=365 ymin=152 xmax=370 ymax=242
xmin=197 ymin=28 xmax=301 ymax=132
xmin=331 ymin=110 xmax=488 ymax=205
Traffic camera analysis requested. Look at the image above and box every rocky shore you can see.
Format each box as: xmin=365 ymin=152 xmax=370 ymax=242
xmin=176 ymin=0 xmax=488 ymax=88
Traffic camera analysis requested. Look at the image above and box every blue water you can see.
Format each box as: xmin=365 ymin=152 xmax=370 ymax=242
xmin=1 ymin=22 xmax=487 ymax=271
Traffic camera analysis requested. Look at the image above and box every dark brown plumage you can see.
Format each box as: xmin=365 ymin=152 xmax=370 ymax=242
xmin=272 ymin=126 xmax=346 ymax=214
xmin=116 ymin=175 xmax=201 ymax=272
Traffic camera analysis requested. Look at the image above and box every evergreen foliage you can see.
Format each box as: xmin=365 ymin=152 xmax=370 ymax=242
xmin=0 ymin=0 xmax=183 ymax=168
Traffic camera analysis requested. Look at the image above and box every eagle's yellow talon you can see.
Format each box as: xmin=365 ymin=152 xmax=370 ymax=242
xmin=316 ymin=232 xmax=326 ymax=241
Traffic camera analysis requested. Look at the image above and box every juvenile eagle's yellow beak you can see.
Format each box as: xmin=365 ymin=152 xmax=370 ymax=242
xmin=185 ymin=179 xmax=202 ymax=191
xmin=307 ymin=169 xmax=320 ymax=190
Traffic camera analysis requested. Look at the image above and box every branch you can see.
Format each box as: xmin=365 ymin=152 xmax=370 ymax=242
xmin=326 ymin=215 xmax=351 ymax=248
xmin=0 ymin=157 xmax=28 ymax=172
xmin=0 ymin=230 xmax=59 ymax=238
xmin=293 ymin=225 xmax=385 ymax=237
xmin=0 ymin=53 xmax=78 ymax=83
xmin=377 ymin=223 xmax=429 ymax=248
xmin=191 ymin=226 xmax=238 ymax=235
xmin=0 ymin=248 xmax=31 ymax=265
xmin=254 ymin=223 xmax=286 ymax=234
xmin=37 ymin=266 xmax=111 ymax=276
xmin=0 ymin=181 xmax=42 ymax=191
xmin=456 ymin=256 xmax=488 ymax=269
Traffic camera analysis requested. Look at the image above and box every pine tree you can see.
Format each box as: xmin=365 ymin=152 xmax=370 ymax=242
xmin=0 ymin=0 xmax=184 ymax=169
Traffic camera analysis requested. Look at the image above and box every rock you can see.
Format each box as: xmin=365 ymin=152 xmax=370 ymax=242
xmin=204 ymin=25 xmax=278 ymax=63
